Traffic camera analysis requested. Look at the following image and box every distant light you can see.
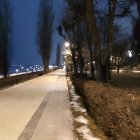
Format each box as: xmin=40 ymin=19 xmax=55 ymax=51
xmin=65 ymin=42 xmax=70 ymax=47
xmin=27 ymin=68 xmax=29 ymax=71
xmin=21 ymin=66 xmax=24 ymax=69
xmin=63 ymin=65 xmax=66 ymax=70
xmin=16 ymin=69 xmax=19 ymax=72
xmin=93 ymin=61 xmax=95 ymax=64
xmin=49 ymin=65 xmax=53 ymax=69
xmin=128 ymin=50 xmax=132 ymax=58
xmin=110 ymin=56 xmax=113 ymax=61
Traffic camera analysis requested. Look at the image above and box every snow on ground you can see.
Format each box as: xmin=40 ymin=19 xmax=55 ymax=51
xmin=70 ymin=101 xmax=87 ymax=113
xmin=112 ymin=69 xmax=140 ymax=73
xmin=75 ymin=116 xmax=88 ymax=125
xmin=71 ymin=94 xmax=80 ymax=101
xmin=70 ymin=88 xmax=86 ymax=113
xmin=68 ymin=78 xmax=101 ymax=140
xmin=132 ymin=70 xmax=140 ymax=73
xmin=69 ymin=89 xmax=75 ymax=94
xmin=71 ymin=85 xmax=75 ymax=90
xmin=0 ymin=75 xmax=4 ymax=79
xmin=77 ymin=126 xmax=100 ymax=140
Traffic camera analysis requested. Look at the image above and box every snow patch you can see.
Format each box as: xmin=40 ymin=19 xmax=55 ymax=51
xmin=70 ymin=101 xmax=80 ymax=107
xmin=69 ymin=81 xmax=72 ymax=85
xmin=77 ymin=126 xmax=100 ymax=140
xmin=70 ymin=89 xmax=75 ymax=94
xmin=71 ymin=95 xmax=80 ymax=101
xmin=70 ymin=101 xmax=87 ymax=113
xmin=71 ymin=85 xmax=75 ymax=90
xmin=68 ymin=78 xmax=100 ymax=140
xmin=75 ymin=116 xmax=88 ymax=124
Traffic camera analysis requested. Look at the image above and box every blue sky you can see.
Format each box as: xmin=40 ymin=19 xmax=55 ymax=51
xmin=12 ymin=0 xmax=41 ymax=65
xmin=11 ymin=0 xmax=135 ymax=66
xmin=50 ymin=0 xmax=66 ymax=64
xmin=11 ymin=0 xmax=65 ymax=66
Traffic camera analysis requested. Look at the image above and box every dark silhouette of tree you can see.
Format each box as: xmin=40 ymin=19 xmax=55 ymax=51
xmin=105 ymin=0 xmax=131 ymax=80
xmin=63 ymin=0 xmax=133 ymax=81
xmin=37 ymin=0 xmax=54 ymax=72
xmin=133 ymin=20 xmax=140 ymax=60
xmin=112 ymin=41 xmax=127 ymax=74
xmin=0 ymin=0 xmax=12 ymax=77
xmin=62 ymin=0 xmax=89 ymax=76
xmin=85 ymin=0 xmax=99 ymax=79
xmin=136 ymin=0 xmax=140 ymax=16
xmin=133 ymin=0 xmax=140 ymax=61
xmin=55 ymin=42 xmax=62 ymax=67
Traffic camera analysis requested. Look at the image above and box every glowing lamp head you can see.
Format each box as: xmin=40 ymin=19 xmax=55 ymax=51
xmin=65 ymin=42 xmax=70 ymax=47
xmin=128 ymin=50 xmax=132 ymax=58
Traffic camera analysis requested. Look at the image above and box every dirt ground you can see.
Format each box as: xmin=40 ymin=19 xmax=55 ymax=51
xmin=110 ymin=72 xmax=140 ymax=95
xmin=110 ymin=72 xmax=140 ymax=139
xmin=110 ymin=72 xmax=140 ymax=114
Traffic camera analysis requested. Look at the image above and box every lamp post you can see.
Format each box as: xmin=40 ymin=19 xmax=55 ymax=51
xmin=57 ymin=25 xmax=74 ymax=74
xmin=63 ymin=41 xmax=72 ymax=74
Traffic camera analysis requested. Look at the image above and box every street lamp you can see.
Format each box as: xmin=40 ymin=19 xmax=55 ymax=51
xmin=128 ymin=50 xmax=133 ymax=58
xmin=65 ymin=42 xmax=70 ymax=47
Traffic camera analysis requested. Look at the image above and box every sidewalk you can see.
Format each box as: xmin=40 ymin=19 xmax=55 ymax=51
xmin=18 ymin=70 xmax=76 ymax=140
xmin=0 ymin=70 xmax=76 ymax=140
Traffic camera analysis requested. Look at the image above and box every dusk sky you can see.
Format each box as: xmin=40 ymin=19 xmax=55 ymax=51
xmin=11 ymin=0 xmax=134 ymax=66
xmin=11 ymin=0 xmax=65 ymax=66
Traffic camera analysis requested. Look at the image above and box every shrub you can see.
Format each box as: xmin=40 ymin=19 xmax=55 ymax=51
xmin=73 ymin=78 xmax=140 ymax=140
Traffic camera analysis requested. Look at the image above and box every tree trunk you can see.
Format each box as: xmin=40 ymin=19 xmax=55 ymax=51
xmin=87 ymin=30 xmax=95 ymax=79
xmin=79 ymin=55 xmax=84 ymax=76
xmin=96 ymin=59 xmax=103 ymax=81
xmin=117 ymin=64 xmax=120 ymax=74
xmin=85 ymin=0 xmax=102 ymax=81
xmin=72 ymin=48 xmax=78 ymax=75
xmin=73 ymin=60 xmax=78 ymax=75
xmin=136 ymin=0 xmax=140 ymax=18
xmin=106 ymin=0 xmax=116 ymax=80
xmin=0 ymin=0 xmax=12 ymax=78
xmin=106 ymin=55 xmax=111 ymax=80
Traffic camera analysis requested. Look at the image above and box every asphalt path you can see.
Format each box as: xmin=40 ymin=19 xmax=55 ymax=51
xmin=0 ymin=69 xmax=76 ymax=140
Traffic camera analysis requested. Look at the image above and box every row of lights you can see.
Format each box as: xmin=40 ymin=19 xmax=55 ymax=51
xmin=15 ymin=65 xmax=44 ymax=73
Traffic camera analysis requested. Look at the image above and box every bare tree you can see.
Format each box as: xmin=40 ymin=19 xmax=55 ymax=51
xmin=133 ymin=0 xmax=140 ymax=61
xmin=62 ymin=0 xmax=90 ymax=76
xmin=85 ymin=0 xmax=104 ymax=81
xmin=0 ymin=0 xmax=12 ymax=77
xmin=112 ymin=41 xmax=128 ymax=74
xmin=37 ymin=0 xmax=54 ymax=73
xmin=63 ymin=0 xmax=132 ymax=81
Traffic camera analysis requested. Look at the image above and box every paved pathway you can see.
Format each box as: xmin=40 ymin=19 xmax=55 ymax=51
xmin=0 ymin=70 xmax=76 ymax=140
